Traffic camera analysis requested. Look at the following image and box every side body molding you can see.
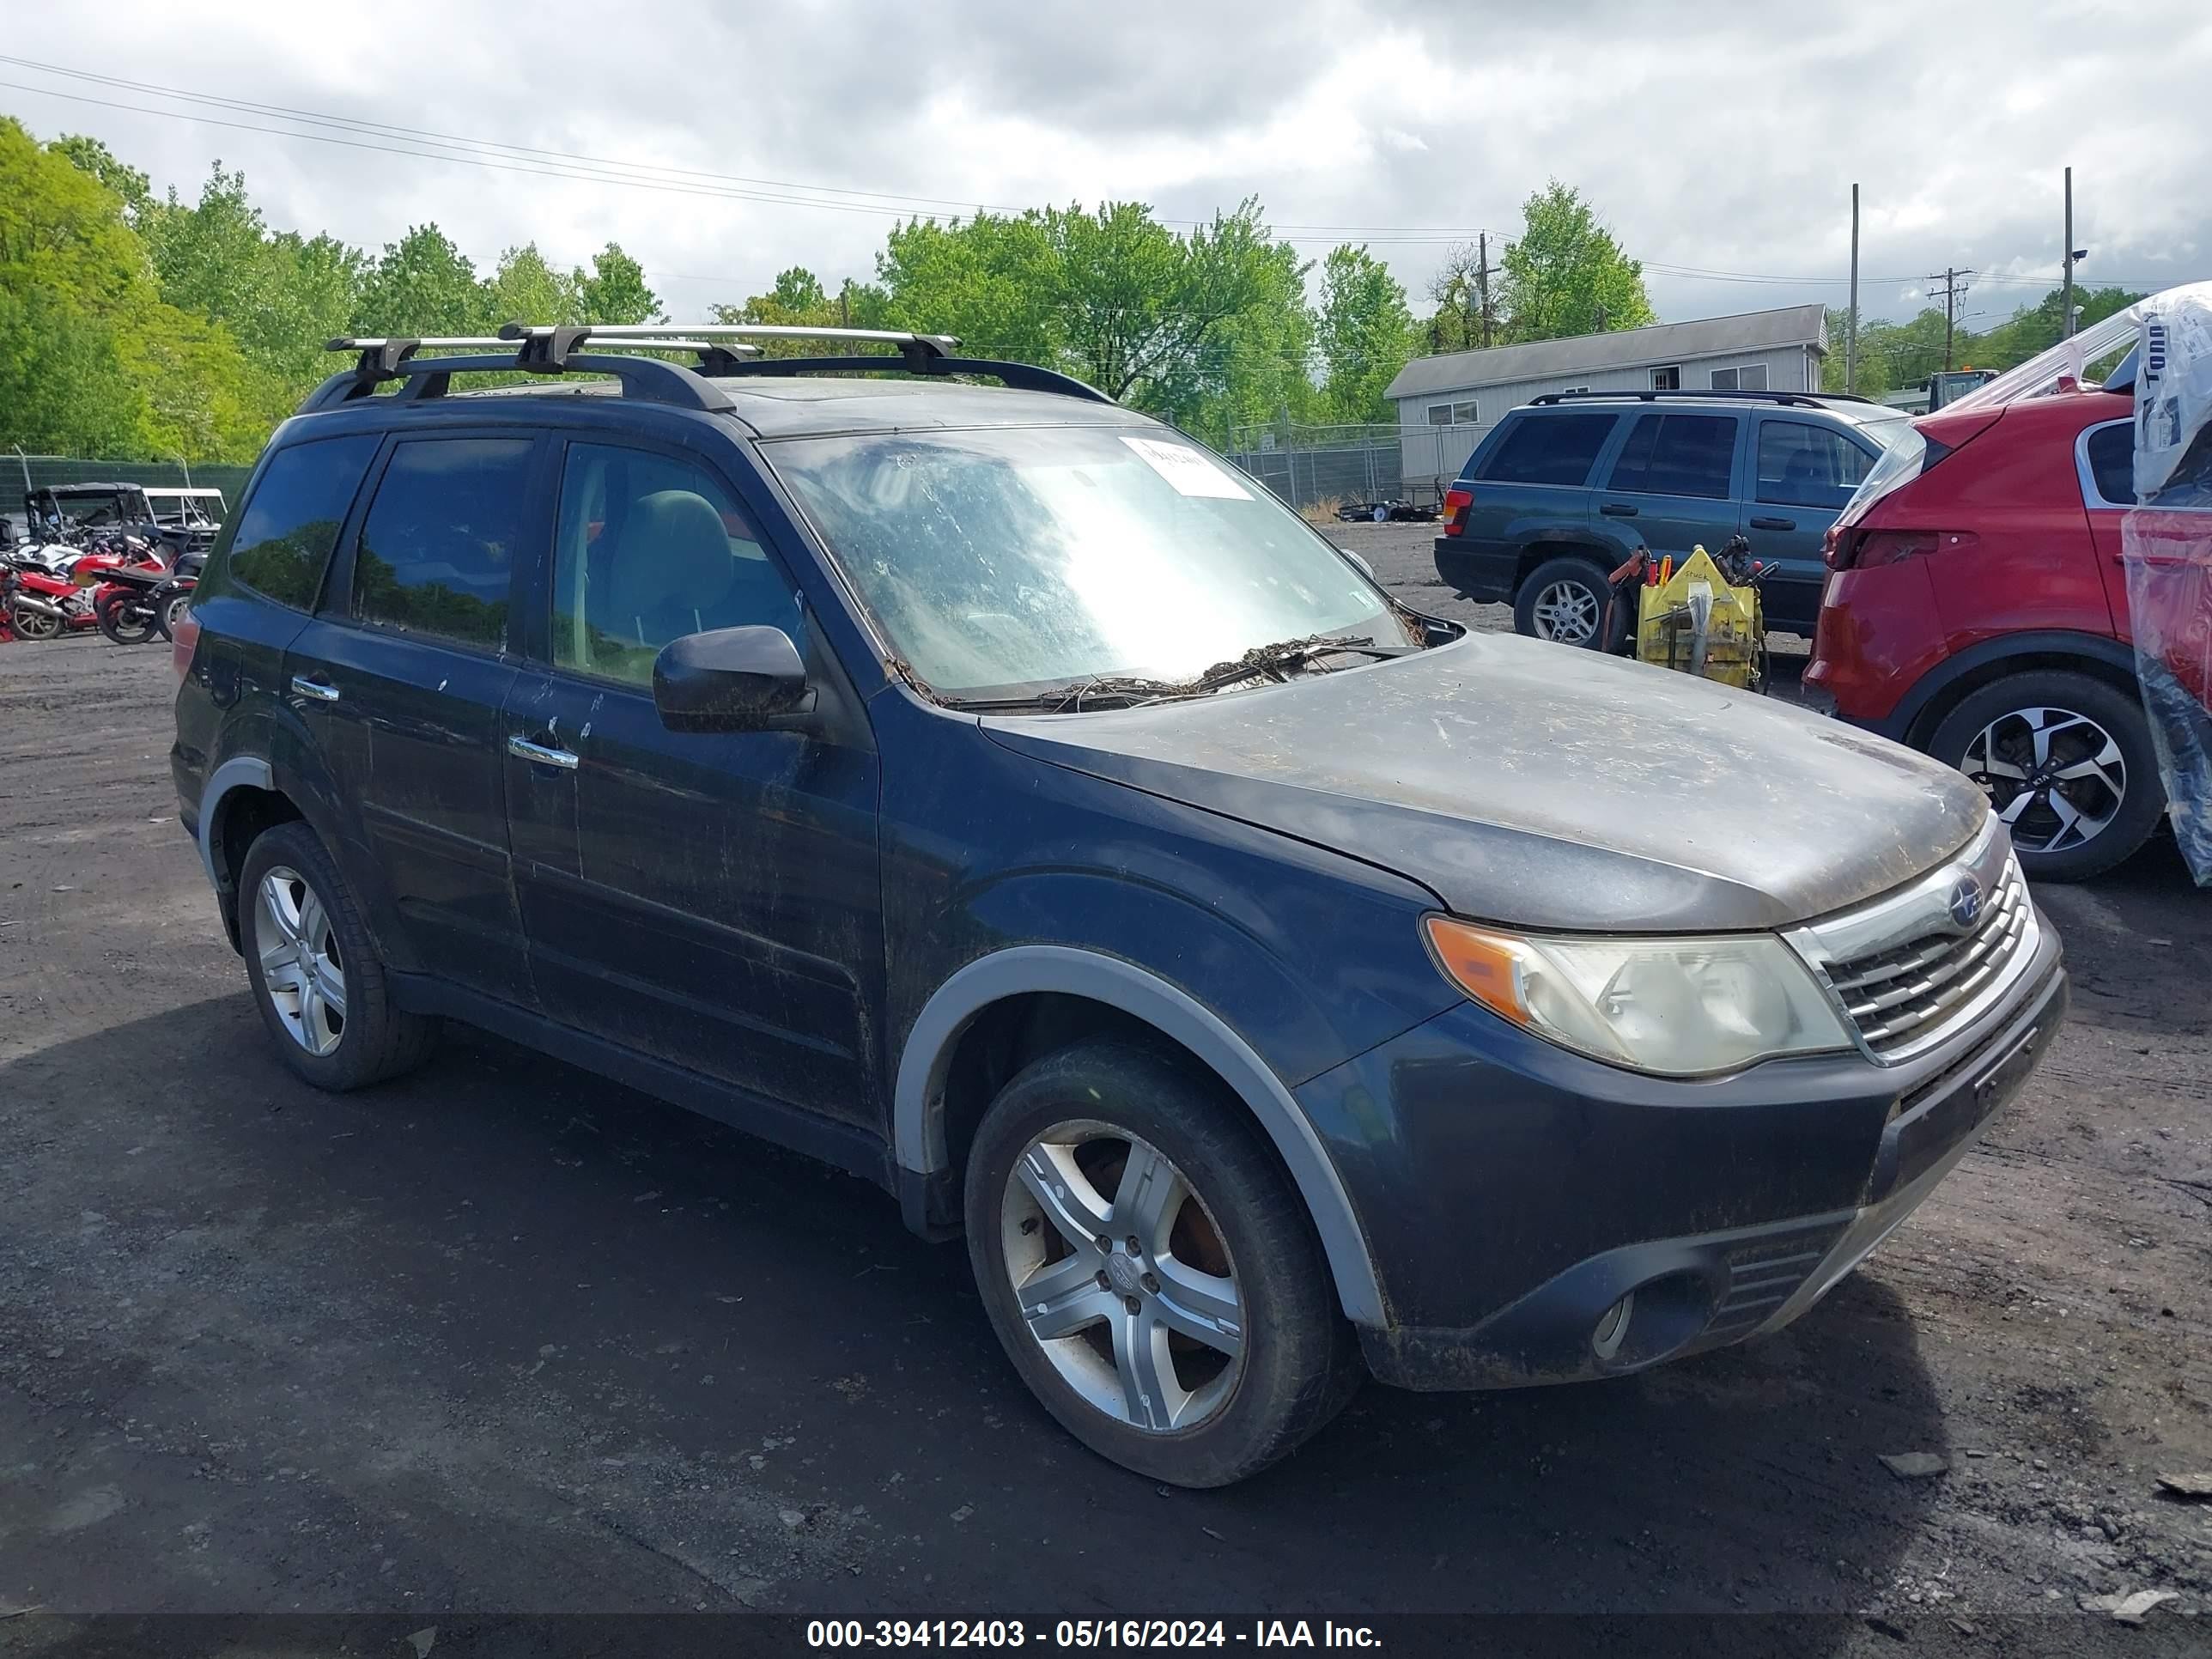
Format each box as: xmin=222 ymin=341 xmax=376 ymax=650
xmin=894 ymin=945 xmax=1388 ymax=1327
xmin=197 ymin=756 xmax=276 ymax=890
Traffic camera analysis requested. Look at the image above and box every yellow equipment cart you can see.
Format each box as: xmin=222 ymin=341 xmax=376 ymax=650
xmin=1634 ymin=545 xmax=1765 ymax=691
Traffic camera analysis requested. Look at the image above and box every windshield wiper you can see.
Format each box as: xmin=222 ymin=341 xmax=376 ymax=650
xmin=947 ymin=635 xmax=1414 ymax=714
xmin=947 ymin=675 xmax=1209 ymax=714
xmin=1190 ymin=634 xmax=1415 ymax=689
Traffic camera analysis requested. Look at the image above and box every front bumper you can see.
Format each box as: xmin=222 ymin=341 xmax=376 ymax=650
xmin=1298 ymin=931 xmax=2065 ymax=1391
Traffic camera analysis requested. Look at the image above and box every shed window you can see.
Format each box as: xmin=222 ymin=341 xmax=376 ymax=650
xmin=1650 ymin=366 xmax=1680 ymax=391
xmin=1425 ymin=404 xmax=1454 ymax=425
xmin=1709 ymin=363 xmax=1769 ymax=392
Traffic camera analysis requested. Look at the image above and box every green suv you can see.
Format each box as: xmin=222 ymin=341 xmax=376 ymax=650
xmin=1432 ymin=390 xmax=1915 ymax=645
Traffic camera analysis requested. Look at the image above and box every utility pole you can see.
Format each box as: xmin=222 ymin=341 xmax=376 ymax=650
xmin=1474 ymin=231 xmax=1498 ymax=349
xmin=1927 ymin=266 xmax=1976 ymax=370
xmin=1847 ymin=184 xmax=1860 ymax=394
xmin=2062 ymin=167 xmax=2075 ymax=338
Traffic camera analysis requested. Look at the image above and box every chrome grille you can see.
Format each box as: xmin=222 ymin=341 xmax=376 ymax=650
xmin=1784 ymin=819 xmax=2039 ymax=1065
xmin=1827 ymin=859 xmax=2030 ymax=1054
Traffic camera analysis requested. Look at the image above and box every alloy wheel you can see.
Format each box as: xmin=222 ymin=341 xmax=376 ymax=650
xmin=1530 ymin=580 xmax=1600 ymax=645
xmin=1961 ymin=705 xmax=2126 ymax=854
xmin=999 ymin=1122 xmax=1245 ymax=1433
xmin=254 ymin=866 xmax=348 ymax=1056
xmin=11 ymin=604 xmax=60 ymax=641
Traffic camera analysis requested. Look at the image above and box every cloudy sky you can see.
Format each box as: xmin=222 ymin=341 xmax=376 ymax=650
xmin=5 ymin=0 xmax=2208 ymax=332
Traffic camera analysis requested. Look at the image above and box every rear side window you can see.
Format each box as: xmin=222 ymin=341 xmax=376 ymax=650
xmin=1477 ymin=412 xmax=1616 ymax=486
xmin=224 ymin=435 xmax=379 ymax=611
xmin=2084 ymin=422 xmax=2134 ymax=507
xmin=1755 ymin=421 xmax=1875 ymax=509
xmin=351 ymin=438 xmax=536 ymax=650
xmin=1607 ymin=413 xmax=1738 ymax=499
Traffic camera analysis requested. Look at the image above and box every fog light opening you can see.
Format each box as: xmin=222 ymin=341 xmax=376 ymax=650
xmin=1591 ymin=1292 xmax=1636 ymax=1363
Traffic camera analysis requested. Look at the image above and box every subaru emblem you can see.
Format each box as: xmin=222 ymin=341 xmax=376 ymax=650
xmin=1948 ymin=876 xmax=1984 ymax=929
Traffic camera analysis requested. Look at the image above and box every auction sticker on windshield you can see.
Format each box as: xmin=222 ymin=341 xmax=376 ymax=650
xmin=1120 ymin=435 xmax=1252 ymax=500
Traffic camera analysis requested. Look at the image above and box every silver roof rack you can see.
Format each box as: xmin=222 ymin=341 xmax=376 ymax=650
xmin=499 ymin=322 xmax=962 ymax=356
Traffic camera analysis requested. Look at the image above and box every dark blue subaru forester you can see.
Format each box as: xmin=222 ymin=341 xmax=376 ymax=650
xmin=171 ymin=324 xmax=2066 ymax=1486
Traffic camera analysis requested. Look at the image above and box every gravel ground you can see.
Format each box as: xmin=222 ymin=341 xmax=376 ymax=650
xmin=3 ymin=594 xmax=2209 ymax=1655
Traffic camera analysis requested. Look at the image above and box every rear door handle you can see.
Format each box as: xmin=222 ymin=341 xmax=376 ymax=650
xmin=1749 ymin=515 xmax=1796 ymax=531
xmin=507 ymin=734 xmax=579 ymax=770
xmin=1599 ymin=502 xmax=1640 ymax=517
xmin=289 ymin=675 xmax=340 ymax=703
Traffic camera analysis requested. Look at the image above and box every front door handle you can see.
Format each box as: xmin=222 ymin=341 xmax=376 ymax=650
xmin=1749 ymin=515 xmax=1796 ymax=531
xmin=1599 ymin=502 xmax=1640 ymax=517
xmin=507 ymin=734 xmax=579 ymax=770
xmin=289 ymin=675 xmax=340 ymax=703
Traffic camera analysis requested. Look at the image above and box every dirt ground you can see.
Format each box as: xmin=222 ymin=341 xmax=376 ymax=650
xmin=3 ymin=583 xmax=2210 ymax=1654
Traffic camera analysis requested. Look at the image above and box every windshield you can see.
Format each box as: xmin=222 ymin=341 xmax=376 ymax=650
xmin=768 ymin=425 xmax=1412 ymax=702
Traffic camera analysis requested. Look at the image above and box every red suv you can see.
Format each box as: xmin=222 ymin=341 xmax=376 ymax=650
xmin=1808 ymin=378 xmax=2160 ymax=881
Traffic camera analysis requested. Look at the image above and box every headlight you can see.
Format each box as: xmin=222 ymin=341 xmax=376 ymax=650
xmin=1423 ymin=916 xmax=1854 ymax=1077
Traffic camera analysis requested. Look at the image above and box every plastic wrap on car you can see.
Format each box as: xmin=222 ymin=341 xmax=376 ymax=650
xmin=2122 ymin=281 xmax=2212 ymax=884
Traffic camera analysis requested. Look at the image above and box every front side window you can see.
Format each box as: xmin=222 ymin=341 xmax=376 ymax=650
xmin=223 ymin=434 xmax=380 ymax=611
xmin=1479 ymin=412 xmax=1617 ymax=486
xmin=767 ymin=425 xmax=1407 ymax=702
xmin=1607 ymin=413 xmax=1737 ymax=499
xmin=1755 ymin=421 xmax=1875 ymax=509
xmin=551 ymin=442 xmax=801 ymax=685
xmin=351 ymin=438 xmax=535 ymax=650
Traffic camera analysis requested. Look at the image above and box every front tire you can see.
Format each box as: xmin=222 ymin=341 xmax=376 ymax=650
xmin=1515 ymin=554 xmax=1623 ymax=650
xmin=10 ymin=601 xmax=61 ymax=641
xmin=238 ymin=821 xmax=440 ymax=1090
xmin=1928 ymin=670 xmax=2165 ymax=882
xmin=964 ymin=1039 xmax=1361 ymax=1487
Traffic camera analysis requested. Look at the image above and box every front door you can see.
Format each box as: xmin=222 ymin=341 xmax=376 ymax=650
xmin=291 ymin=432 xmax=544 ymax=1007
xmin=502 ymin=437 xmax=883 ymax=1126
xmin=1747 ymin=416 xmax=1882 ymax=632
xmin=1592 ymin=410 xmax=1745 ymax=584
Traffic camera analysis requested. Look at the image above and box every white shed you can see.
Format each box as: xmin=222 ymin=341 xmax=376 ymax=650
xmin=1389 ymin=303 xmax=1829 ymax=487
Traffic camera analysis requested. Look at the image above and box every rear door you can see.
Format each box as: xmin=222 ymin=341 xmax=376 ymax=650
xmin=1463 ymin=409 xmax=1617 ymax=559
xmin=289 ymin=430 xmax=545 ymax=1007
xmin=501 ymin=434 xmax=884 ymax=1126
xmin=2079 ymin=417 xmax=2136 ymax=635
xmin=1747 ymin=416 xmax=1883 ymax=631
xmin=1594 ymin=410 xmax=1745 ymax=568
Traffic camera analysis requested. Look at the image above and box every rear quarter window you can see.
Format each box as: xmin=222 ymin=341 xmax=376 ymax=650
xmin=221 ymin=434 xmax=380 ymax=611
xmin=1476 ymin=412 xmax=1618 ymax=487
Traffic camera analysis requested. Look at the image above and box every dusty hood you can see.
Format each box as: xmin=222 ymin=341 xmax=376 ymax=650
xmin=983 ymin=632 xmax=1989 ymax=933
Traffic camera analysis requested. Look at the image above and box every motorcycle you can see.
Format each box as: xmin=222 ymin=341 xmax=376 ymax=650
xmin=76 ymin=535 xmax=172 ymax=646
xmin=148 ymin=551 xmax=205 ymax=641
xmin=4 ymin=556 xmax=100 ymax=640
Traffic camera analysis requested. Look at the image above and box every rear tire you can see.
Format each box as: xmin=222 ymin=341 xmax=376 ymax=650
xmin=1515 ymin=554 xmax=1623 ymax=651
xmin=95 ymin=592 xmax=157 ymax=646
xmin=964 ymin=1038 xmax=1362 ymax=1487
xmin=1927 ymin=670 xmax=2164 ymax=882
xmin=155 ymin=592 xmax=191 ymax=641
xmin=238 ymin=821 xmax=441 ymax=1090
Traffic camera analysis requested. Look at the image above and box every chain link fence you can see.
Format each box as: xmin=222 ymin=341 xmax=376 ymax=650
xmin=1222 ymin=422 xmax=1423 ymax=515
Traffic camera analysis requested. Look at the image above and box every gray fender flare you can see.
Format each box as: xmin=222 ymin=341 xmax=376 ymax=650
xmin=197 ymin=756 xmax=275 ymax=890
xmin=894 ymin=945 xmax=1388 ymax=1327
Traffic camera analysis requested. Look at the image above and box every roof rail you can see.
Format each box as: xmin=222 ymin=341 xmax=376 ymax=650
xmin=299 ymin=322 xmax=1115 ymax=413
xmin=1528 ymin=388 xmax=1876 ymax=410
xmin=301 ymin=336 xmax=741 ymax=414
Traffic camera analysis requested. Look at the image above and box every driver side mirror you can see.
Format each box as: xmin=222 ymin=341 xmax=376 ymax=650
xmin=653 ymin=626 xmax=814 ymax=733
xmin=1334 ymin=546 xmax=1376 ymax=580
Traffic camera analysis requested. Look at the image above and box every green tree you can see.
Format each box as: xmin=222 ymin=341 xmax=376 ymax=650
xmin=574 ymin=242 xmax=659 ymax=324
xmin=1498 ymin=181 xmax=1656 ymax=342
xmin=47 ymin=133 xmax=150 ymax=221
xmin=1316 ymin=245 xmax=1415 ymax=423
xmin=875 ymin=210 xmax=1061 ymax=364
xmin=769 ymin=266 xmax=827 ymax=312
xmin=1821 ymin=306 xmax=1892 ymax=398
xmin=353 ymin=223 xmax=489 ymax=337
xmin=485 ymin=242 xmax=580 ymax=327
